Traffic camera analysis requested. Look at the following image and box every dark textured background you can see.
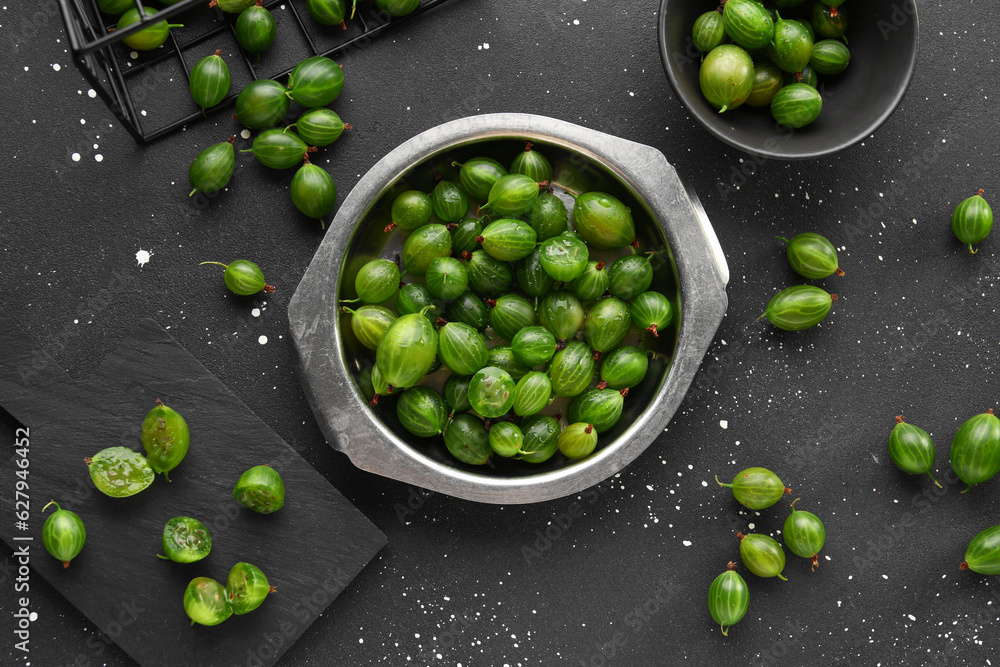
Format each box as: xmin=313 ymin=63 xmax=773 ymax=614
xmin=2 ymin=0 xmax=999 ymax=665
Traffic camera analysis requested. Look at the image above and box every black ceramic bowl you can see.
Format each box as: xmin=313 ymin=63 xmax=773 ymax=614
xmin=658 ymin=0 xmax=919 ymax=159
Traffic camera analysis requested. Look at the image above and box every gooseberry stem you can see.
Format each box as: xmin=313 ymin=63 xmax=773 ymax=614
xmin=43 ymin=500 xmax=59 ymax=513
xmin=776 ymin=573 xmax=788 ymax=581
xmin=199 ymin=261 xmax=229 ymax=269
xmin=789 ymin=497 xmax=801 ymax=511
xmin=775 ymin=236 xmax=790 ymax=244
xmin=928 ymin=472 xmax=942 ymax=489
xmin=959 ymin=561 xmax=969 ymax=570
xmin=715 ymin=475 xmax=732 ymax=488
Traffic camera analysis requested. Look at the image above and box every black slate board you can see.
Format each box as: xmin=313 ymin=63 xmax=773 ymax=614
xmin=0 ymin=313 xmax=387 ymax=667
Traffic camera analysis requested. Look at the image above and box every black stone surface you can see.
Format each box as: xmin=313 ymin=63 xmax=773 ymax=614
xmin=0 ymin=314 xmax=387 ymax=667
xmin=1 ymin=0 xmax=999 ymax=665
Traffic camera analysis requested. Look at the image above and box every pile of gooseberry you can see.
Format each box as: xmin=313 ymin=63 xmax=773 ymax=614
xmin=709 ymin=466 xmax=827 ymax=635
xmin=341 ymin=142 xmax=678 ymax=467
xmin=693 ymin=0 xmax=851 ymax=128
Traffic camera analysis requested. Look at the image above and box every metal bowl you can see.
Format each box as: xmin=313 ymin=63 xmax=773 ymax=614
xmin=658 ymin=0 xmax=919 ymax=160
xmin=288 ymin=113 xmax=728 ymax=504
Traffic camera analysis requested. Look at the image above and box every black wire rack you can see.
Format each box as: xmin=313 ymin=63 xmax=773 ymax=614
xmin=57 ymin=0 xmax=455 ymax=143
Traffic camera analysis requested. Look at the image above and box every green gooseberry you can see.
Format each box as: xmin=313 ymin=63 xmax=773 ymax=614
xmin=290 ymin=155 xmax=337 ymax=228
xmin=233 ymin=464 xmax=285 ymax=514
xmin=511 ymin=325 xmax=557 ymax=367
xmin=401 ymin=224 xmax=452 ymax=277
xmin=468 ymin=366 xmax=516 ymax=419
xmin=538 ymin=290 xmax=585 ymax=343
xmin=528 ymin=192 xmax=569 ymax=241
xmin=235 ymin=1 xmax=277 ymax=64
xmin=961 ymin=525 xmax=1000 ymax=575
xmin=573 ymin=192 xmax=636 ymax=250
xmin=558 ymin=422 xmax=598 ymax=460
xmin=438 ymin=322 xmax=488 ymax=376
xmin=599 ymin=346 xmax=648 ymax=391
xmin=375 ymin=309 xmax=439 ymax=389
xmin=141 ymin=398 xmax=190 ymax=479
xmin=200 ymin=260 xmax=275 ymax=296
xmin=746 ymin=62 xmax=784 ymax=108
xmin=739 ymin=532 xmax=788 ymax=580
xmin=487 ymin=346 xmax=531 ymax=381
xmin=515 ymin=248 xmax=556 ymax=298
xmin=708 ymin=562 xmax=749 ymax=637
xmin=699 ymin=44 xmax=755 ymax=113
xmin=518 ymin=415 xmax=560 ymax=463
xmin=454 ymin=157 xmax=507 ymax=202
xmin=465 ymin=249 xmax=513 ymax=297
xmin=568 ymin=260 xmax=610 ymax=301
xmin=949 ymin=409 xmax=1000 ymax=493
xmin=778 ymin=233 xmax=843 ymax=279
xmin=425 ymin=256 xmax=469 ymax=301
xmin=188 ymin=136 xmax=235 ymax=197
xmin=583 ymin=297 xmax=630 ymax=356
xmin=42 ymin=501 xmax=85 ymax=568
xmin=888 ymin=415 xmax=940 ymax=487
xmin=389 ymin=190 xmax=434 ymax=232
xmin=478 ymin=218 xmax=538 ymax=262
xmin=396 ymin=386 xmax=448 ymax=438
xmin=771 ymin=83 xmax=823 ymax=129
xmin=431 ymin=180 xmax=470 ymax=223
xmin=234 ymin=79 xmax=291 ymax=130
xmin=226 ymin=562 xmax=275 ymax=614
xmin=715 ymin=467 xmax=791 ymax=509
xmin=539 ymin=231 xmax=589 ymax=282
xmin=342 ymin=305 xmax=395 ymax=351
xmin=482 ymin=174 xmax=541 ymax=217
xmin=509 ymin=141 xmax=552 ymax=184
xmin=86 ymin=446 xmax=155 ymax=498
xmin=512 ymin=371 xmax=552 ymax=417
xmin=722 ymin=0 xmax=775 ymax=50
xmin=782 ymin=499 xmax=826 ymax=571
xmin=444 ymin=374 xmax=473 ymax=413
xmin=189 ymin=50 xmax=231 ymax=114
xmin=549 ymin=340 xmax=596 ymax=398
xmin=489 ymin=294 xmax=538 ymax=342
xmin=306 ymin=0 xmax=347 ymax=26
xmin=443 ymin=413 xmax=492 ymax=465
xmin=489 ymin=421 xmax=526 ymax=458
xmin=762 ymin=285 xmax=836 ymax=331
xmin=692 ymin=10 xmax=726 ymax=54
xmin=241 ymin=128 xmax=311 ymax=170
xmin=158 ymin=516 xmax=211 ymax=563
xmin=184 ymin=577 xmax=232 ymax=626
xmin=116 ymin=8 xmax=182 ymax=51
xmin=350 ymin=259 xmax=400 ymax=304
xmin=287 ymin=56 xmax=344 ymax=108
xmin=952 ymin=189 xmax=993 ymax=254
xmin=566 ymin=387 xmax=627 ymax=434
xmin=445 ymin=290 xmax=488 ymax=331
xmin=630 ymin=291 xmax=673 ymax=338
xmin=450 ymin=217 xmax=484 ymax=256
xmin=286 ymin=109 xmax=350 ymax=147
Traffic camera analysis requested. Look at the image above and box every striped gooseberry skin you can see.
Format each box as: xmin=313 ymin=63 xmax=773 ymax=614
xmin=722 ymin=0 xmax=774 ymax=50
xmin=568 ymin=260 xmax=609 ymax=301
xmin=566 ymin=388 xmax=626 ymax=434
xmin=466 ymin=250 xmax=513 ymax=298
xmin=692 ymin=10 xmax=726 ymax=53
xmin=353 ymin=259 xmax=400 ymax=304
xmin=287 ymin=56 xmax=344 ymax=108
xmin=960 ymin=525 xmax=1000 ymax=575
xmin=437 ymin=322 xmax=488 ymax=376
xmin=290 ymin=158 xmax=337 ymax=226
xmin=952 ymin=189 xmax=994 ymax=254
xmin=446 ymin=291 xmax=488 ymax=331
xmin=234 ymin=79 xmax=290 ymax=129
xmin=763 ymin=285 xmax=836 ymax=331
xmin=607 ymin=255 xmax=653 ymax=300
xmin=226 ymin=562 xmax=275 ymax=615
xmin=489 ymin=421 xmax=525 ymax=458
xmin=707 ymin=562 xmax=749 ymax=637
xmin=376 ymin=311 xmax=439 ymax=390
xmin=233 ymin=464 xmax=285 ymax=514
xmin=483 ymin=174 xmax=541 ymax=218
xmin=716 ymin=466 xmax=791 ymax=510
xmin=538 ymin=290 xmax=585 ymax=342
xmin=811 ymin=2 xmax=848 ymax=40
xmin=809 ymin=39 xmax=850 ymax=76
xmin=431 ymin=180 xmax=469 ymax=223
xmin=490 ymin=294 xmax=538 ymax=342
xmin=290 ymin=108 xmax=349 ymax=147
xmin=343 ymin=305 xmax=395 ymax=351
xmin=630 ymin=291 xmax=673 ymax=338
xmin=479 ymin=219 xmax=538 ymax=262
xmin=189 ymin=50 xmax=231 ymax=113
xmin=487 ymin=347 xmax=531 ymax=382
xmin=599 ymin=345 xmax=648 ymax=391
xmin=511 ymin=326 xmax=557 ymax=367
xmin=558 ymin=422 xmax=598 ymax=460
xmin=468 ymin=366 xmax=516 ymax=419
xmin=949 ymin=409 xmax=1000 ymax=493
xmin=425 ymin=257 xmax=469 ymax=301
xmin=235 ymin=1 xmax=276 ymax=58
xmin=548 ymin=340 xmax=596 ymax=399
xmin=188 ymin=137 xmax=235 ymax=197
xmin=519 ymin=415 xmax=560 ymax=464
xmin=888 ymin=416 xmax=940 ymax=486
xmin=396 ymin=386 xmax=448 ymax=438
xmin=779 ymin=233 xmax=843 ymax=280
xmin=583 ymin=297 xmax=630 ymax=355
xmin=738 ymin=532 xmax=788 ymax=580
xmin=443 ymin=413 xmax=491 ymax=465
xmin=306 ymin=0 xmax=346 ymax=25
xmin=510 ymin=141 xmax=552 ymax=184
xmin=241 ymin=128 xmax=309 ymax=169
xmin=771 ymin=83 xmax=823 ymax=129
xmin=184 ymin=577 xmax=233 ymax=627
xmin=539 ymin=231 xmax=590 ymax=283
xmin=42 ymin=502 xmax=85 ymax=568
xmin=401 ymin=224 xmax=452 ymax=277
xmin=456 ymin=157 xmax=508 ymax=202
xmin=512 ymin=371 xmax=552 ymax=418
xmin=782 ymin=499 xmax=826 ymax=571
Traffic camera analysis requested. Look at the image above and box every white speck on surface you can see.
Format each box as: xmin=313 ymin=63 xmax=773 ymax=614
xmin=573 ymin=19 xmax=580 ymax=25
xmin=720 ymin=420 xmax=728 ymax=429
xmin=52 ymin=63 xmax=61 ymax=71
xmin=71 ymin=153 xmax=80 ymax=162
xmin=87 ymin=88 xmax=96 ymax=98
xmin=240 ymin=129 xmax=251 ymax=139
xmin=95 ymin=154 xmax=103 ymax=162
xmin=135 ymin=249 xmax=153 ymax=268
xmin=748 ymin=523 xmax=755 ymax=529
xmin=908 ymin=614 xmax=917 ymax=621
xmin=882 ymin=574 xmax=889 ymax=580
xmin=682 ymin=540 xmax=692 ymax=547
xmin=80 ymin=118 xmax=86 ymax=124
xmin=141 ymin=110 xmax=147 ymax=116
xmin=130 ymin=50 xmax=139 ymax=59
xmin=258 ymin=335 xmax=268 ymax=345
xmin=251 ymin=308 xmax=261 ymax=317
xmin=29 ymin=612 xmax=38 ymax=622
